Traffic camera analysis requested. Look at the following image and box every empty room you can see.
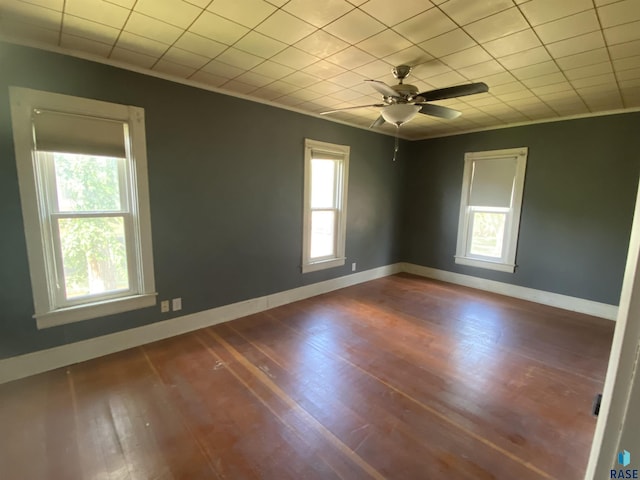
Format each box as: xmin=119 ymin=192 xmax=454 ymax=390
xmin=1 ymin=0 xmax=640 ymax=479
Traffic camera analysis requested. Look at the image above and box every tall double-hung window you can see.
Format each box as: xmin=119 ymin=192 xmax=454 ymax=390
xmin=302 ymin=139 xmax=349 ymax=273
xmin=10 ymin=87 xmax=156 ymax=328
xmin=455 ymin=147 xmax=528 ymax=273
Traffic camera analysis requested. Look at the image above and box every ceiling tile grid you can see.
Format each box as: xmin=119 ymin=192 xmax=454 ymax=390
xmin=0 ymin=0 xmax=639 ymax=139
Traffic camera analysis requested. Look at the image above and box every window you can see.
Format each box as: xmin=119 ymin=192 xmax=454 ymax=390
xmin=9 ymin=87 xmax=156 ymax=328
xmin=455 ymin=147 xmax=528 ymax=273
xmin=302 ymin=139 xmax=349 ymax=273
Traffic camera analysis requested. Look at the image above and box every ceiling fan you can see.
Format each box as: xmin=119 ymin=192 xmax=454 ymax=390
xmin=320 ymin=65 xmax=489 ymax=129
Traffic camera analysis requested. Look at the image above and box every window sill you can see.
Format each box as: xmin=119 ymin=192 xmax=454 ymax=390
xmin=35 ymin=293 xmax=157 ymax=329
xmin=454 ymin=256 xmax=516 ymax=273
xmin=302 ymin=257 xmax=346 ymax=273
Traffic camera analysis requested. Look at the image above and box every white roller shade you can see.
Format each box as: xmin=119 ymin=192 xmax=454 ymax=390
xmin=32 ymin=109 xmax=127 ymax=158
xmin=469 ymin=157 xmax=517 ymax=208
xmin=311 ymin=149 xmax=344 ymax=161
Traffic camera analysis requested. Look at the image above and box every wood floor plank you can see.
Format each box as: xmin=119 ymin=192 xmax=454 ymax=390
xmin=0 ymin=274 xmax=613 ymax=479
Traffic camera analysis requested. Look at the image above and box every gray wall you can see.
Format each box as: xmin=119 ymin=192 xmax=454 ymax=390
xmin=0 ymin=42 xmax=406 ymax=358
xmin=401 ymin=115 xmax=640 ymax=305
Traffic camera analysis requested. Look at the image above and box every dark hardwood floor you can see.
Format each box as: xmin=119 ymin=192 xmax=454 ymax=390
xmin=0 ymin=274 xmax=614 ymax=479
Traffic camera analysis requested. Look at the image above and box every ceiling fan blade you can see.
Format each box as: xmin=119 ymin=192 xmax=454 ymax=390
xmin=418 ymin=103 xmax=462 ymax=120
xmin=365 ymin=80 xmax=400 ymax=98
xmin=370 ymin=115 xmax=386 ymax=128
xmin=320 ymin=104 xmax=385 ymax=115
xmin=417 ymin=82 xmax=489 ymax=102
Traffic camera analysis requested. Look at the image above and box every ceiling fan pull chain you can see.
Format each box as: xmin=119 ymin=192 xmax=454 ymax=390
xmin=393 ymin=124 xmax=400 ymax=162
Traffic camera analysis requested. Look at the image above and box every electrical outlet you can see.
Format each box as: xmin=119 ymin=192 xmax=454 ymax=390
xmin=352 ymin=262 xmax=356 ymax=272
xmin=172 ymin=297 xmax=182 ymax=311
xmin=160 ymin=300 xmax=169 ymax=313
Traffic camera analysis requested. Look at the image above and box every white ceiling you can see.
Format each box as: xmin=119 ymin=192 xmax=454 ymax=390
xmin=1 ymin=0 xmax=639 ymax=139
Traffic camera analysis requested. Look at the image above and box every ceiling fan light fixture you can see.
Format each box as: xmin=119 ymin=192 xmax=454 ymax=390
xmin=381 ymin=104 xmax=421 ymax=125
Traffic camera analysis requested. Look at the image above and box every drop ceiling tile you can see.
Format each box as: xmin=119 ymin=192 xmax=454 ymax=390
xmin=200 ymin=59 xmax=245 ymax=78
xmin=522 ymin=72 xmax=567 ymax=87
xmin=598 ymin=0 xmax=640 ymax=28
xmin=555 ymin=48 xmax=610 ymax=70
xmin=283 ymin=71 xmax=321 ymax=88
xmin=357 ymin=29 xmax=413 ymax=58
xmin=464 ymin=8 xmax=529 ymax=43
xmin=383 ymin=46 xmax=432 ymax=67
xmin=609 ymin=40 xmax=640 ymax=60
xmin=458 ymin=60 xmax=506 ymax=79
xmin=323 ymin=8 xmax=385 ymax=44
xmin=231 ymin=31 xmax=285 ymax=58
xmin=233 ymin=70 xmax=274 ymax=87
xmin=616 ymin=67 xmax=640 ymax=80
xmin=63 ymin=14 xmax=119 ymax=45
xmin=426 ymin=70 xmax=467 ymax=87
xmin=153 ymin=59 xmax=197 ymax=77
xmin=330 ymin=70 xmax=367 ymax=87
xmin=330 ymin=88 xmax=364 ymax=102
xmin=489 ymin=81 xmax=528 ymax=95
xmin=162 ymin=46 xmax=210 ymax=68
xmin=222 ymin=79 xmax=257 ymax=94
xmin=307 ymin=80 xmax=344 ymax=95
xmin=1 ymin=1 xmax=62 ymax=29
xmin=482 ymin=29 xmax=541 ymax=58
xmin=419 ymin=29 xmax=477 ymax=58
xmin=288 ymin=88 xmax=325 ymax=102
xmin=190 ymin=70 xmax=228 ymax=87
xmin=206 ymin=0 xmax=276 ymax=29
xmin=412 ymin=60 xmax=452 ymax=79
xmin=498 ymin=46 xmax=552 ymax=70
xmin=564 ymin=61 xmax=613 ymax=80
xmin=621 ymin=78 xmax=640 ymax=88
xmin=303 ymin=60 xmax=347 ymax=78
xmin=614 ymin=55 xmax=640 ymax=71
xmin=0 ymin=17 xmax=59 ymax=43
xmin=393 ymin=8 xmax=456 ymax=44
xmin=604 ymin=21 xmax=640 ymax=46
xmin=570 ymin=72 xmax=616 ymax=88
xmin=283 ymin=0 xmax=354 ymax=28
xmin=117 ymin=31 xmax=169 ymax=57
xmin=276 ymin=94 xmax=306 ymax=106
xmin=190 ymin=11 xmax=250 ymax=45
xmin=519 ymin=0 xmax=593 ymax=26
xmin=549 ymin=101 xmax=590 ymax=116
xmin=295 ymin=30 xmax=349 ymax=58
xmin=353 ymin=59 xmax=395 ymax=79
xmin=215 ymin=47 xmax=264 ymax=70
xmin=440 ymin=0 xmax=513 ymax=25
xmin=360 ymin=0 xmax=433 ymax=27
xmin=255 ymin=10 xmax=317 ymax=44
xmin=495 ymin=88 xmax=536 ymax=103
xmin=512 ymin=60 xmax=560 ymax=80
xmin=124 ymin=12 xmax=183 ymax=44
xmin=252 ymin=60 xmax=295 ymax=79
xmin=441 ymin=46 xmax=492 ymax=70
xmin=110 ymin=46 xmax=158 ymax=68
xmin=546 ymin=31 xmax=605 ymax=58
xmin=106 ymin=0 xmax=137 ymax=7
xmin=174 ymin=32 xmax=227 ymax=58
xmin=17 ymin=0 xmax=64 ymax=9
xmin=60 ymin=33 xmax=111 ymax=56
xmin=65 ymin=0 xmax=129 ymax=28
xmin=326 ymin=46 xmax=376 ymax=69
xmin=134 ymin=0 xmax=202 ymax=29
xmin=479 ymin=71 xmax=518 ymax=86
xmin=531 ymin=81 xmax=574 ymax=95
xmin=534 ymin=10 xmax=600 ymax=44
xmin=271 ymin=46 xmax=319 ymax=69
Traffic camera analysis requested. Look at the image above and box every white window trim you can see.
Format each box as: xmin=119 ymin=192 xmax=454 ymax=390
xmin=302 ymin=139 xmax=349 ymax=273
xmin=9 ymin=87 xmax=156 ymax=329
xmin=454 ymin=147 xmax=528 ymax=273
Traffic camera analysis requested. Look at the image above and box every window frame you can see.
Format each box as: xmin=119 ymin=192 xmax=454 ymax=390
xmin=9 ymin=87 xmax=156 ymax=329
xmin=454 ymin=147 xmax=528 ymax=273
xmin=302 ymin=138 xmax=350 ymax=273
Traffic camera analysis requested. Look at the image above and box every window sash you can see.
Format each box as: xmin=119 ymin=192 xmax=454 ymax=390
xmin=464 ymin=207 xmax=511 ymax=262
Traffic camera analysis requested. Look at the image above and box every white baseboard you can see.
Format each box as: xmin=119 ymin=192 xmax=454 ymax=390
xmin=401 ymin=262 xmax=618 ymax=321
xmin=0 ymin=261 xmax=617 ymax=384
xmin=0 ymin=264 xmax=402 ymax=385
